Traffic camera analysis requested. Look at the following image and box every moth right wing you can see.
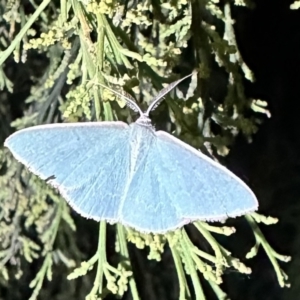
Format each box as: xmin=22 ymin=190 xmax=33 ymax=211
xmin=154 ymin=131 xmax=258 ymax=222
xmin=120 ymin=129 xmax=258 ymax=234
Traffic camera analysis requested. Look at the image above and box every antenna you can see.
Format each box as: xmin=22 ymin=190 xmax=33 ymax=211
xmin=145 ymin=71 xmax=196 ymax=116
xmin=96 ymin=71 xmax=197 ymax=118
xmin=96 ymin=82 xmax=144 ymax=116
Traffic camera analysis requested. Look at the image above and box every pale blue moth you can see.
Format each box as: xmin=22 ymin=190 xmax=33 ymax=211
xmin=4 ymin=74 xmax=258 ymax=233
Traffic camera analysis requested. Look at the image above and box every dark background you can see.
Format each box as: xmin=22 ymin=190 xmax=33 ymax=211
xmin=226 ymin=0 xmax=300 ymax=299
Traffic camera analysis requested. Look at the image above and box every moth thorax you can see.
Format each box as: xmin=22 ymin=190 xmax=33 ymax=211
xmin=135 ymin=115 xmax=153 ymax=128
